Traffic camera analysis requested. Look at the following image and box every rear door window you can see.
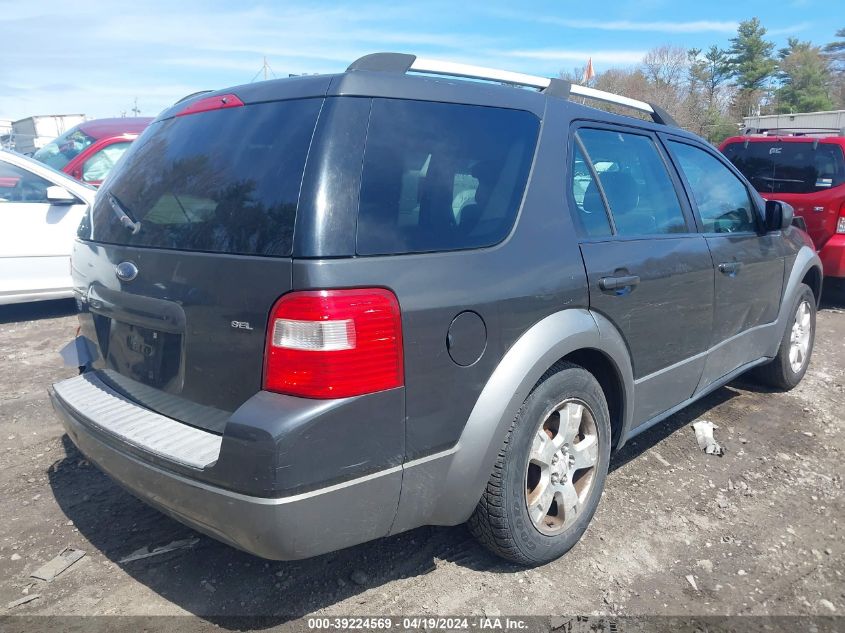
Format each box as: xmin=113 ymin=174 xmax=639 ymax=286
xmin=86 ymin=98 xmax=322 ymax=256
xmin=722 ymin=141 xmax=845 ymax=194
xmin=575 ymin=128 xmax=688 ymax=236
xmin=356 ymin=99 xmax=539 ymax=255
xmin=570 ymin=144 xmax=613 ymax=237
xmin=669 ymin=140 xmax=758 ymax=233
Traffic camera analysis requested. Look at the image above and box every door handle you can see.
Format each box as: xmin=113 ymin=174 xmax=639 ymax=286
xmin=718 ymin=262 xmax=742 ymax=276
xmin=599 ymin=274 xmax=640 ymax=291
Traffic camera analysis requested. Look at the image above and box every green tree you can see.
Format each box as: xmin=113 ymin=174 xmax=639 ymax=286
xmin=776 ymin=38 xmax=834 ymax=113
xmin=728 ymin=18 xmax=777 ymax=115
xmin=823 ymin=27 xmax=845 ymax=70
xmin=729 ymin=18 xmax=777 ymax=90
xmin=823 ymin=27 xmax=845 ymax=108
xmin=699 ymin=46 xmax=733 ymax=109
xmin=687 ymin=46 xmax=734 ymax=141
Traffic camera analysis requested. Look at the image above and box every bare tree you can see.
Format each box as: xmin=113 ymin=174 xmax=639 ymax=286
xmin=558 ymin=66 xmax=587 ymax=84
xmin=641 ymin=45 xmax=688 ymax=113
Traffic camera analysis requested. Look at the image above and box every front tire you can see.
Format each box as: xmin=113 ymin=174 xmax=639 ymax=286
xmin=468 ymin=362 xmax=611 ymax=565
xmin=754 ymin=283 xmax=816 ymax=390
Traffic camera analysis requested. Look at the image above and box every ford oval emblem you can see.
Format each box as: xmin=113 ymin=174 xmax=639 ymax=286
xmin=115 ymin=261 xmax=139 ymax=282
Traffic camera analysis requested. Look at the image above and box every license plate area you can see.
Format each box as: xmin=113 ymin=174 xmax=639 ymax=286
xmin=107 ymin=321 xmax=182 ymax=388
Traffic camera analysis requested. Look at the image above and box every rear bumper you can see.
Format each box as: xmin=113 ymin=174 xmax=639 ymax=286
xmin=819 ymin=234 xmax=845 ymax=278
xmin=50 ymin=379 xmax=401 ymax=560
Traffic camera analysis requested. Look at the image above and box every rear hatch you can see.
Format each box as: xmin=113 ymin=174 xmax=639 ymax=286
xmin=73 ymin=95 xmax=323 ymax=431
xmin=722 ymin=139 xmax=845 ymax=249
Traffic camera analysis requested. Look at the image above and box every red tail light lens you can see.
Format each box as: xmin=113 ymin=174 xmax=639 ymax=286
xmin=838 ymin=201 xmax=845 ymax=234
xmin=175 ymin=93 xmax=244 ymax=117
xmin=263 ymin=289 xmax=404 ymax=398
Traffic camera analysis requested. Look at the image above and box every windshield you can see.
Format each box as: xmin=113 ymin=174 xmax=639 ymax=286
xmin=33 ymin=127 xmax=96 ymax=170
xmin=723 ymin=141 xmax=845 ymax=194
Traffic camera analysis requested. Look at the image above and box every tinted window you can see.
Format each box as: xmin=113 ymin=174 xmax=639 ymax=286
xmin=0 ymin=161 xmax=51 ymax=203
xmin=723 ymin=141 xmax=845 ymax=194
xmin=82 ymin=141 xmax=132 ymax=183
xmin=356 ymin=100 xmax=539 ymax=255
xmin=670 ymin=141 xmax=757 ymax=233
xmin=577 ymin=129 xmax=687 ymax=236
xmin=86 ymin=99 xmax=321 ymax=256
xmin=570 ymin=143 xmax=612 ymax=237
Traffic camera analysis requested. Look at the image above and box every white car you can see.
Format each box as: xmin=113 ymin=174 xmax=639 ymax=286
xmin=0 ymin=150 xmax=94 ymax=305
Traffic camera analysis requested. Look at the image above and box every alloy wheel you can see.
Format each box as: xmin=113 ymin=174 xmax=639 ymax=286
xmin=789 ymin=300 xmax=812 ymax=374
xmin=525 ymin=399 xmax=599 ymax=536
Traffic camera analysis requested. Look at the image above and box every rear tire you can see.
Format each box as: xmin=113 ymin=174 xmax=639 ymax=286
xmin=468 ymin=362 xmax=611 ymax=565
xmin=753 ymin=283 xmax=816 ymax=390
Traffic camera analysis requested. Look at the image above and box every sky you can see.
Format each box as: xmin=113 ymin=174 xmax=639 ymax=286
xmin=0 ymin=0 xmax=840 ymax=122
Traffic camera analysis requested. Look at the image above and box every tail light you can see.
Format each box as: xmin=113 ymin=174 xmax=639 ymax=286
xmin=838 ymin=201 xmax=845 ymax=234
xmin=263 ymin=289 xmax=403 ymax=399
xmin=175 ymin=93 xmax=244 ymax=117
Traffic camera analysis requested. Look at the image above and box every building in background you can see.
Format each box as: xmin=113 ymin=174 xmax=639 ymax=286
xmin=743 ymin=110 xmax=845 ymax=136
xmin=9 ymin=115 xmax=86 ymax=155
xmin=0 ymin=119 xmax=13 ymax=150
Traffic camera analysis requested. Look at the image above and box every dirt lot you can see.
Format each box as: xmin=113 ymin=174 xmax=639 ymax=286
xmin=0 ymin=295 xmax=843 ymax=625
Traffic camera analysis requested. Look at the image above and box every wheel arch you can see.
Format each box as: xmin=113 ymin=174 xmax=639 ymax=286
xmin=801 ymin=264 xmax=822 ymax=306
xmin=391 ymin=308 xmax=634 ymax=532
xmin=562 ymin=348 xmax=625 ymax=450
xmin=768 ymin=245 xmax=823 ymax=358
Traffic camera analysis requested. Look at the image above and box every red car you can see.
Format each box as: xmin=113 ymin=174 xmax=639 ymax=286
xmin=720 ymin=134 xmax=845 ymax=279
xmin=32 ymin=117 xmax=152 ymax=186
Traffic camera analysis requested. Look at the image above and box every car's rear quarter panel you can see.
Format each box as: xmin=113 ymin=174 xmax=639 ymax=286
xmin=292 ymin=97 xmax=589 ymax=460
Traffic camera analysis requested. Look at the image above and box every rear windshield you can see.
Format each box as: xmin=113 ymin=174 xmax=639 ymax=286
xmin=722 ymin=140 xmax=845 ymax=194
xmin=356 ymin=99 xmax=539 ymax=255
xmin=84 ymin=98 xmax=321 ymax=256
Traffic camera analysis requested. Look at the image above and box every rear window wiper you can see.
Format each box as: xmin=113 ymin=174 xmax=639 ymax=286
xmin=107 ymin=193 xmax=141 ymax=234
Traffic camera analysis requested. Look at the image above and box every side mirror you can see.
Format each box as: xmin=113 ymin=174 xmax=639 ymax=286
xmin=46 ymin=185 xmax=78 ymax=205
xmin=765 ymin=199 xmax=794 ymax=232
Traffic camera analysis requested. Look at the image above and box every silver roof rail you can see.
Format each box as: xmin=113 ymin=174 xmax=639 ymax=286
xmin=347 ymin=52 xmax=677 ymax=126
xmin=743 ymin=126 xmax=844 ymax=137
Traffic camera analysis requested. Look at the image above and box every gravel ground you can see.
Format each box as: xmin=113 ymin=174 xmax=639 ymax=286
xmin=0 ymin=295 xmax=842 ymax=625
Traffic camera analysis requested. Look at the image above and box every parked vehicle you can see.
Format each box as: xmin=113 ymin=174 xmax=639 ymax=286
xmin=10 ymin=114 xmax=86 ymax=156
xmin=0 ymin=150 xmax=94 ymax=304
xmin=51 ymin=54 xmax=822 ymax=565
xmin=33 ymin=117 xmax=152 ymax=187
xmin=720 ymin=134 xmax=845 ymax=279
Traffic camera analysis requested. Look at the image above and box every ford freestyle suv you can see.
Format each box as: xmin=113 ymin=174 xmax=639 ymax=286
xmin=720 ymin=134 xmax=845 ymax=280
xmin=50 ymin=53 xmax=823 ymax=565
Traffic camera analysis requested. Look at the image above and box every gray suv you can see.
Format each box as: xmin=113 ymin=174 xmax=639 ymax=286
xmin=51 ymin=53 xmax=822 ymax=565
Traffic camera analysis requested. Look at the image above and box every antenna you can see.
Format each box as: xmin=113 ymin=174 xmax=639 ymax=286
xmin=251 ymin=56 xmax=277 ymax=83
